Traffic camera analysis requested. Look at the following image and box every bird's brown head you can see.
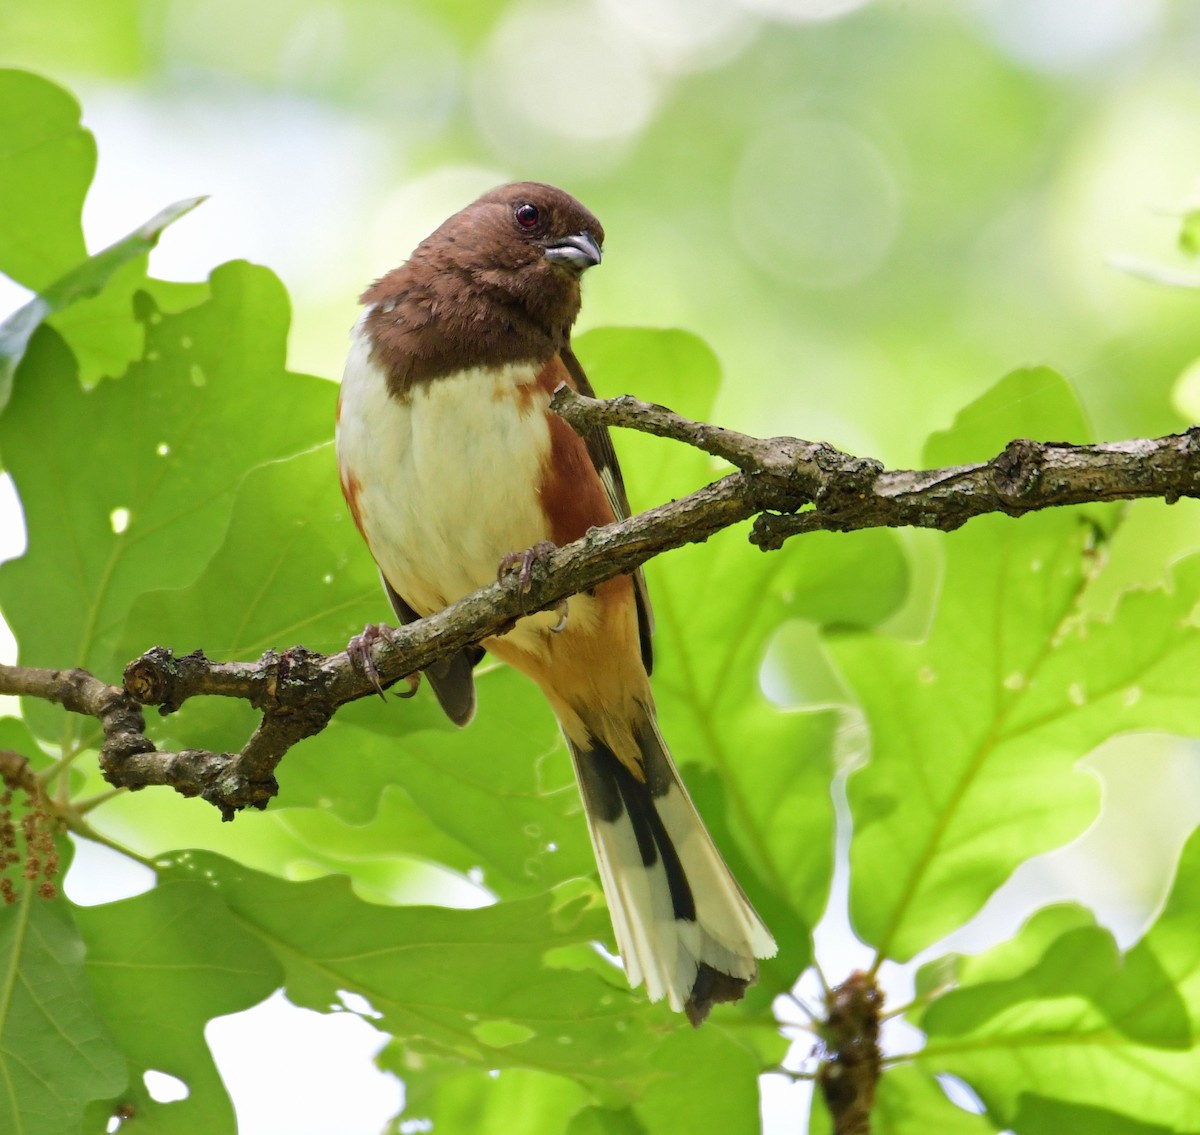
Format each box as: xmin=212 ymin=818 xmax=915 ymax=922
xmin=363 ymin=182 xmax=604 ymax=388
xmin=427 ymin=181 xmax=603 ymax=282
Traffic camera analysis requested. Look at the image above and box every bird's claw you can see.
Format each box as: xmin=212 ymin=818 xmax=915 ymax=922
xmin=348 ymin=623 xmax=416 ymax=701
xmin=498 ymin=540 xmax=558 ymax=595
xmin=550 ymin=598 xmax=569 ymax=633
xmin=397 ymin=672 xmax=420 ymax=698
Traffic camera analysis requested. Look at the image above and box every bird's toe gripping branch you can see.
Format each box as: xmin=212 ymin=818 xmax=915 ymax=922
xmin=498 ymin=539 xmax=559 ymax=594
xmin=347 ymin=623 xmax=421 ymax=701
xmin=498 ymin=542 xmax=570 ymax=628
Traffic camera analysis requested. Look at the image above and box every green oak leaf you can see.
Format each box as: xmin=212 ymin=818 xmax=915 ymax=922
xmin=1010 ymin=1097 xmax=1178 ymax=1135
xmin=115 ymin=443 xmax=376 ymax=665
xmin=112 ymin=474 xmax=588 ymax=874
xmin=873 ymin=1065 xmax=996 ymax=1133
xmin=278 ymin=665 xmax=596 ymax=890
xmin=110 ymin=441 xmax=499 ymax=843
xmin=384 ymin=1066 xmax=589 ymax=1135
xmin=0 ymin=196 xmax=205 ymax=409
xmin=566 ymin=1105 xmax=649 ymax=1135
xmin=0 ymin=70 xmax=92 ymax=292
xmin=74 ymin=879 xmax=282 ymax=1134
xmin=390 ymin=1013 xmax=766 ymax=1135
xmin=844 ymin=535 xmax=1200 ymax=960
xmin=119 ymin=664 xmax=595 ymax=898
xmin=631 ymin=1025 xmax=767 ymax=1135
xmin=913 ymin=826 xmax=1200 ymax=1131
xmin=0 ymin=894 xmax=126 ymax=1135
xmin=1179 ymin=209 xmax=1200 ymax=258
xmin=837 ymin=367 xmax=1191 ymax=959
xmin=162 ymin=850 xmax=683 ymax=1104
xmin=574 ymin=327 xmax=724 ymax=510
xmin=0 ymin=261 xmax=334 ymax=740
xmin=924 ymin=366 xmax=1091 ymax=468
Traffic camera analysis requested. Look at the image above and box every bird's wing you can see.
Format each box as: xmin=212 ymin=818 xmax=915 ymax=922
xmin=381 ymin=572 xmax=484 ymax=727
xmin=559 ymin=345 xmax=655 ymax=674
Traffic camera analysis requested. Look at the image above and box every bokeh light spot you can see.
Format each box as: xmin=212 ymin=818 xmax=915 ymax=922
xmin=473 ymin=0 xmax=661 ymax=165
xmin=368 ymin=165 xmax=511 ymax=277
xmin=733 ymin=117 xmax=901 ymax=288
xmin=972 ymin=0 xmax=1162 ymax=74
xmin=738 ymin=0 xmax=871 ymax=23
xmin=1172 ymin=356 xmax=1200 ymax=422
xmin=598 ymin=0 xmax=755 ymax=71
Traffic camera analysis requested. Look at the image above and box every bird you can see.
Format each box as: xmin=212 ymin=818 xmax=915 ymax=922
xmin=335 ymin=182 xmax=776 ymax=1024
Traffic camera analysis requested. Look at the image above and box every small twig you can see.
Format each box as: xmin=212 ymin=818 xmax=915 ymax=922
xmin=783 ymin=989 xmax=824 ymax=1027
xmin=772 ymin=1067 xmax=820 ymax=1083
xmin=552 ymin=385 xmax=885 ymax=514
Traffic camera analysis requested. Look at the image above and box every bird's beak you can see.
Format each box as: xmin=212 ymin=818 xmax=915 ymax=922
xmin=544 ymin=231 xmax=602 ymax=272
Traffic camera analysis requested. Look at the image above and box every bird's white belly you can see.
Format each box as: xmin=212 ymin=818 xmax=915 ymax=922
xmin=336 ymin=326 xmax=554 ymax=617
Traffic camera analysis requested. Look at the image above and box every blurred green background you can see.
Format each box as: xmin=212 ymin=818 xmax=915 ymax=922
xmin=3 ymin=0 xmax=1198 ymax=461
xmin=3 ymin=2 xmax=1200 ymax=1132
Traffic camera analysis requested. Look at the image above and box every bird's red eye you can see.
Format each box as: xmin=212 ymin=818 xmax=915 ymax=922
xmin=515 ymin=203 xmax=540 ymax=229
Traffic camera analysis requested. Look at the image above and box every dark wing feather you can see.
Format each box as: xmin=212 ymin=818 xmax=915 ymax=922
xmin=559 ymin=345 xmax=654 ymax=674
xmin=381 ymin=572 xmax=484 ymax=727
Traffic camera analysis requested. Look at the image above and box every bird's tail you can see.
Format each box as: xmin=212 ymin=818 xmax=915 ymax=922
xmin=566 ymin=707 xmax=777 ymax=1025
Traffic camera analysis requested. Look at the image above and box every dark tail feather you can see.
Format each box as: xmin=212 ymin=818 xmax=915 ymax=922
xmin=567 ymin=710 xmax=776 ymax=1024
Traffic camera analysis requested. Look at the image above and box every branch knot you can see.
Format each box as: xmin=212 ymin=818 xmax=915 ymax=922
xmin=989 ymin=438 xmax=1043 ymax=504
xmin=812 ymin=449 xmax=884 ymax=510
xmin=124 ymin=645 xmax=186 ymax=710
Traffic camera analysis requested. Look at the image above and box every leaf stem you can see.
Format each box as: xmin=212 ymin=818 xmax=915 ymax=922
xmin=64 ymin=817 xmax=158 ymax=871
xmin=73 ymin=787 xmax=129 ymax=815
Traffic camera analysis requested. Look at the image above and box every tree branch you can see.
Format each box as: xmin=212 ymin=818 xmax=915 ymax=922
xmin=551 ymin=386 xmax=1200 ymax=549
xmin=2 ymin=389 xmax=1197 ymax=817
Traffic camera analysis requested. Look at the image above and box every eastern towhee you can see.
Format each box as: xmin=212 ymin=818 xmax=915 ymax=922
xmin=335 ymin=182 xmax=776 ymax=1024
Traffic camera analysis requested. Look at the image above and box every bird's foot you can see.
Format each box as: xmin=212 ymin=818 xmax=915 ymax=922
xmin=498 ymin=540 xmax=558 ymax=595
xmin=347 ymin=623 xmax=419 ymax=701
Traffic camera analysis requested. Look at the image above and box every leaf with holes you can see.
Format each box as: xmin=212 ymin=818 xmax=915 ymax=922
xmin=0 ymin=262 xmax=333 ymax=739
xmin=382 ymin=1065 xmax=590 ymax=1135
xmin=165 ymin=850 xmax=770 ymax=1113
xmin=74 ymin=878 xmax=282 ymax=1135
xmin=114 ymin=443 xmax=377 ymax=669
xmin=0 ymin=895 xmax=126 ymax=1135
xmin=0 ymin=197 xmax=205 ymax=408
xmin=111 ymin=438 xmax=597 ymax=866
